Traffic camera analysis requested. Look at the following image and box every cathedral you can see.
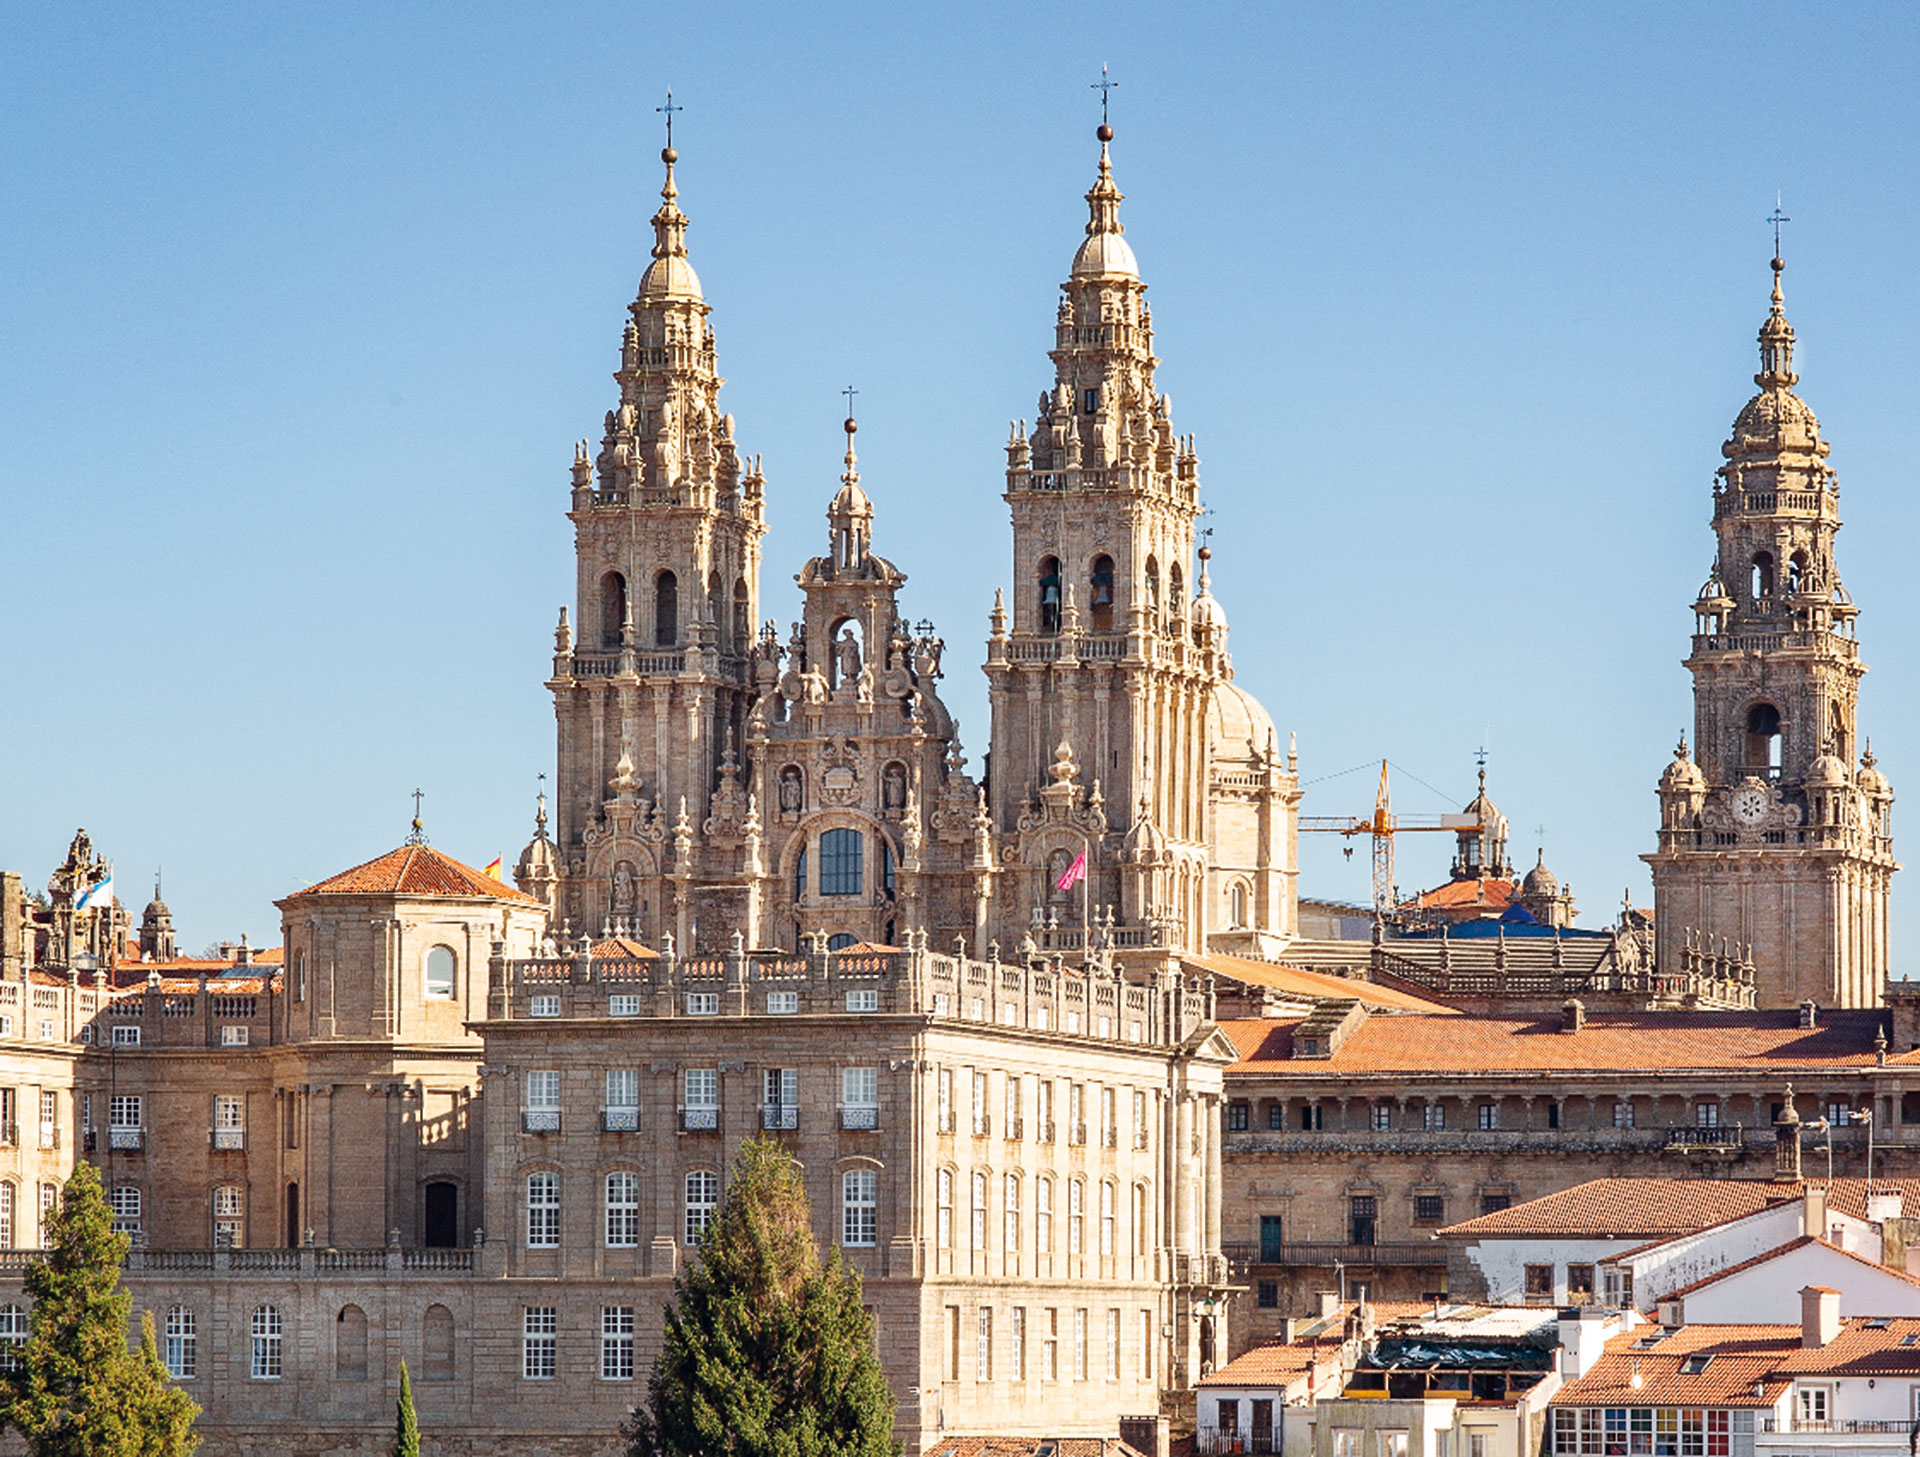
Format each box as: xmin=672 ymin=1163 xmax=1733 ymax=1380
xmin=528 ymin=121 xmax=1301 ymax=970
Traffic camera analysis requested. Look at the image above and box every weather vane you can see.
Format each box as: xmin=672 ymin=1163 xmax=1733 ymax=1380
xmin=1768 ymin=195 xmax=1790 ymax=258
xmin=658 ymin=89 xmax=682 ymax=149
xmin=1091 ymin=64 xmax=1118 ymax=127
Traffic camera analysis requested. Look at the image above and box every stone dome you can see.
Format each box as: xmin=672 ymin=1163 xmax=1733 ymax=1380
xmin=1072 ymin=229 xmax=1139 ymax=281
xmin=1207 ymin=679 xmax=1277 ymax=766
xmin=638 ymin=254 xmax=703 ymax=303
xmin=1858 ymin=752 xmax=1893 ymax=799
xmin=1521 ymin=850 xmax=1559 ymax=898
xmin=1806 ymin=754 xmax=1851 ymax=789
xmin=1726 ymin=388 xmax=1825 ymax=457
xmin=1661 ymin=739 xmax=1708 ymax=794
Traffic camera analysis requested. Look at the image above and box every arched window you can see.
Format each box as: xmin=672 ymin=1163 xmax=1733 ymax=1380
xmin=0 ymin=1305 xmax=24 ymax=1372
xmin=654 ymin=570 xmax=679 ymax=647
xmin=605 ymin=1172 xmax=640 ymax=1248
xmin=826 ymin=933 xmax=857 ymax=951
xmin=600 ymin=571 xmax=627 ymax=649
xmin=1038 ymin=556 xmax=1063 ymax=635
xmin=1068 ymin=1179 xmax=1085 ymax=1256
xmin=1230 ymin=882 xmax=1248 ymax=930
xmin=525 ymin=1173 xmax=559 ymax=1248
xmin=1144 ymin=557 xmax=1161 ymax=629
xmin=1788 ymin=551 xmax=1807 ymax=595
xmin=0 ymin=1183 xmax=14 ymax=1249
xmin=163 ymin=1305 xmax=195 ymax=1379
xmin=793 ymin=844 xmax=808 ymax=901
xmin=251 ymin=1305 xmax=283 ymax=1380
xmin=732 ymin=579 xmax=750 ymax=654
xmin=335 ymin=1304 xmax=368 ymax=1381
xmin=820 ymin=828 xmax=863 ymax=896
xmin=1746 ymin=703 xmax=1783 ymax=774
xmin=1003 ymin=1173 xmax=1021 ymax=1254
xmin=1089 ymin=555 xmax=1115 ymax=631
xmin=707 ymin=572 xmax=725 ymax=647
xmin=422 ymin=1305 xmax=455 ymax=1382
xmin=424 ymin=945 xmax=456 ymax=1001
xmin=1168 ymin=563 xmax=1184 ymax=630
xmin=1751 ymin=551 xmax=1775 ymax=601
xmin=685 ymin=1171 xmax=719 ymax=1245
xmin=882 ymin=839 xmax=895 ymax=897
xmin=841 ymin=1169 xmax=877 ymax=1247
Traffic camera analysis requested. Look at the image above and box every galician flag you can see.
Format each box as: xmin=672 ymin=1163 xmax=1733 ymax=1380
xmin=1054 ymin=847 xmax=1088 ymax=892
xmin=75 ymin=870 xmax=115 ymax=912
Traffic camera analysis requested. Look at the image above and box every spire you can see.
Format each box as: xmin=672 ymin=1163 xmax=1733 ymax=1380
xmin=638 ymin=121 xmax=702 ymax=302
xmin=1756 ymin=251 xmax=1797 ymax=390
xmin=1071 ymin=118 xmax=1139 ymax=280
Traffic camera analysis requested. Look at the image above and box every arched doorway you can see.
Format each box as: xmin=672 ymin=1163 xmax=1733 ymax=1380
xmin=424 ymin=1182 xmax=459 ymax=1248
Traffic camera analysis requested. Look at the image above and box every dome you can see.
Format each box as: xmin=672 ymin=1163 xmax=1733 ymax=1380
xmin=830 ymin=477 xmax=872 ymax=518
xmin=638 ymin=254 xmax=703 ymax=303
xmin=1726 ymin=388 xmax=1824 ymax=457
xmin=1858 ymin=749 xmax=1893 ymax=799
xmin=1206 ymin=679 xmax=1277 ymax=766
xmin=1071 ymin=230 xmax=1139 ymax=281
xmin=1661 ymin=736 xmax=1708 ymax=794
xmin=1806 ymin=754 xmax=1851 ymax=789
xmin=1191 ymin=589 xmax=1228 ymax=634
xmin=1522 ymin=850 xmax=1559 ymax=898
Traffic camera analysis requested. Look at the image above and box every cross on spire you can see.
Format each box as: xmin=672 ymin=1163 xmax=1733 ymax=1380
xmin=1769 ymin=195 xmax=1790 ymax=259
xmin=408 ymin=788 xmax=427 ymax=845
xmin=1091 ymin=64 xmax=1118 ymax=126
xmin=841 ymin=384 xmax=859 ymax=419
xmin=657 ymin=89 xmax=682 ymax=150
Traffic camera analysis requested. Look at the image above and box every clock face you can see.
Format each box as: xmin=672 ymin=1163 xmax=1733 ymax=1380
xmin=1732 ymin=786 xmax=1770 ymax=827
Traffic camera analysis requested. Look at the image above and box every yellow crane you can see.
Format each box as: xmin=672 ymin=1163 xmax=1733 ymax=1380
xmin=1299 ymin=760 xmax=1479 ymax=917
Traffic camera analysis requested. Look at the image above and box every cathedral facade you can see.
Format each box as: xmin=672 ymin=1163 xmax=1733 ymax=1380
xmin=531 ymin=125 xmax=1300 ymax=969
xmin=1646 ymin=253 xmax=1897 ymax=1009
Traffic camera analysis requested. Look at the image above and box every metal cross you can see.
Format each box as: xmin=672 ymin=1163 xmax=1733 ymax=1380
xmin=657 ymin=89 xmax=683 ymax=148
xmin=842 ymin=384 xmax=859 ymax=417
xmin=412 ymin=788 xmax=425 ymax=820
xmin=1769 ymin=195 xmax=1790 ymax=257
xmin=1091 ymin=64 xmax=1118 ymax=126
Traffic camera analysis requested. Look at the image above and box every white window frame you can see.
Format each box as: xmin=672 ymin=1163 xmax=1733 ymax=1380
xmin=605 ymin=1172 xmax=641 ymax=1248
xmin=600 ymin=1306 xmax=634 ymax=1381
xmin=767 ymin=990 xmax=799 ymax=1015
xmin=842 ymin=1169 xmax=877 ymax=1247
xmin=528 ymin=994 xmax=561 ymax=1018
xmin=164 ymin=1305 xmax=196 ymax=1379
xmin=685 ymin=1170 xmax=719 ymax=1245
xmin=250 ymin=1305 xmax=282 ymax=1380
xmin=525 ymin=1173 xmax=560 ymax=1248
xmin=522 ymin=1307 xmax=556 ymax=1380
xmin=608 ymin=994 xmax=641 ymax=1017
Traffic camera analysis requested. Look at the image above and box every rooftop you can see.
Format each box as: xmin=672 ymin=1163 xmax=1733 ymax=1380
xmin=1554 ymin=1325 xmax=1798 ymax=1408
xmin=285 ymin=844 xmax=537 ymax=904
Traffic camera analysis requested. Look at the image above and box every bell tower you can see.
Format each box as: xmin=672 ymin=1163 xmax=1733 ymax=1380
xmin=1646 ymin=249 xmax=1896 ymax=1008
xmin=545 ymin=141 xmax=769 ymax=941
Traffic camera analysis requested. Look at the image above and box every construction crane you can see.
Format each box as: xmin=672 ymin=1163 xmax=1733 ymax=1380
xmin=1300 ymin=760 xmax=1480 ymax=917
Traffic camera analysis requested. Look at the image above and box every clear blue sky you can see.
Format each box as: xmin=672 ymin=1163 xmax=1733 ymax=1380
xmin=5 ymin=4 xmax=1919 ymax=956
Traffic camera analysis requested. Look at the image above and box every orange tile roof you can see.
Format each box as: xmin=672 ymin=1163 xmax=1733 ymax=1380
xmin=922 ymin=1442 xmax=1150 ymax=1457
xmin=590 ymin=937 xmax=659 ymax=959
xmin=1222 ymin=1008 xmax=1886 ymax=1077
xmin=1186 ymin=955 xmax=1459 ymax=1015
xmin=1774 ymin=1318 xmax=1920 ymax=1374
xmin=1198 ymin=1300 xmax=1438 ymax=1389
xmin=287 ymin=845 xmax=536 ymax=903
xmin=1404 ymin=876 xmax=1516 ymax=913
xmin=1554 ymin=1325 xmax=1798 ymax=1407
xmin=1439 ymin=1179 xmax=1795 ymax=1240
xmin=109 ymin=975 xmax=275 ymax=1001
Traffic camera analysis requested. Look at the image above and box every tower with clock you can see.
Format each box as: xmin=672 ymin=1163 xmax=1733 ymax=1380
xmin=1645 ymin=247 xmax=1896 ymax=1009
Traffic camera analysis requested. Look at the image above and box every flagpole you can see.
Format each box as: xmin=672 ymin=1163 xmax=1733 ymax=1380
xmin=1081 ymin=832 xmax=1091 ymax=959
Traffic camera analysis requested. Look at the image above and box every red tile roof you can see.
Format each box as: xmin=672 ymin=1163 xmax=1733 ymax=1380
xmin=590 ymin=937 xmax=659 ymax=959
xmin=286 ymin=845 xmax=536 ymax=903
xmin=1404 ymin=877 xmax=1516 ymax=913
xmin=1439 ymin=1178 xmax=1795 ymax=1240
xmin=1186 ymin=955 xmax=1459 ymax=1014
xmin=1198 ymin=1300 xmax=1438 ymax=1389
xmin=922 ymin=1442 xmax=1150 ymax=1457
xmin=1774 ymin=1318 xmax=1920 ymax=1374
xmin=1222 ymin=1008 xmax=1886 ymax=1077
xmin=1554 ymin=1325 xmax=1798 ymax=1407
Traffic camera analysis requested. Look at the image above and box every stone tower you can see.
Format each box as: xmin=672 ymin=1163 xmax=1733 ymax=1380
xmin=984 ymin=125 xmax=1298 ymax=956
xmin=1646 ymin=251 xmax=1896 ymax=1008
xmin=544 ymin=144 xmax=768 ymax=942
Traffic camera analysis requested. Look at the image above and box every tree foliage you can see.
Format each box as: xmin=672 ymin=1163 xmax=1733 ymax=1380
xmin=393 ymin=1358 xmax=420 ymax=1457
xmin=1 ymin=1162 xmax=200 ymax=1456
xmin=624 ymin=1138 xmax=898 ymax=1457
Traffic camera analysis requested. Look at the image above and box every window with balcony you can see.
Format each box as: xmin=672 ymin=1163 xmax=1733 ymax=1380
xmin=971 ymin=1071 xmax=989 ymax=1137
xmin=1260 ymin=1214 xmax=1284 ymax=1263
xmin=214 ymin=1094 xmax=245 ymax=1150
xmin=524 ymin=1071 xmax=561 ymax=1133
xmin=1613 ymin=1101 xmax=1635 ymax=1129
xmin=1348 ymin=1195 xmax=1376 ymax=1246
xmin=842 ymin=1067 xmax=878 ymax=1129
xmin=1005 ymin=1076 xmax=1022 ymax=1140
xmin=683 ymin=1069 xmax=718 ymax=1131
xmin=937 ymin=1067 xmax=954 ymax=1134
xmin=763 ymin=1068 xmax=798 ymax=1130
xmin=604 ymin=1069 xmax=639 ymax=1131
xmin=38 ymin=1091 xmax=55 ymax=1151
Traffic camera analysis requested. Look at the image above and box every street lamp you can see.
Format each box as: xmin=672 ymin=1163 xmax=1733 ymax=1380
xmin=1807 ymin=1118 xmax=1835 ymax=1187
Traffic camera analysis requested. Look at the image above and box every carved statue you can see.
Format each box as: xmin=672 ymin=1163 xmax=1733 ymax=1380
xmin=836 ymin=628 xmax=862 ymax=687
xmin=779 ymin=766 xmax=803 ymax=813
xmin=883 ymin=763 xmax=907 ymax=811
xmin=611 ymin=862 xmax=636 ymax=914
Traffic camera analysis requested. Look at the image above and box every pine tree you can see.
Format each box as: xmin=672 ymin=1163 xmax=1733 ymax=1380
xmin=1 ymin=1161 xmax=200 ymax=1456
xmin=393 ymin=1358 xmax=420 ymax=1457
xmin=623 ymin=1138 xmax=899 ymax=1457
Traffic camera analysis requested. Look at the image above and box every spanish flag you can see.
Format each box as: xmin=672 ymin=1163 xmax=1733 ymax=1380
xmin=483 ymin=856 xmax=504 ymax=882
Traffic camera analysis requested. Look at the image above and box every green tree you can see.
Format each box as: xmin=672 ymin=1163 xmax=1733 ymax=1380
xmin=1 ymin=1162 xmax=200 ymax=1456
xmin=623 ymin=1138 xmax=898 ymax=1457
xmin=393 ymin=1358 xmax=420 ymax=1457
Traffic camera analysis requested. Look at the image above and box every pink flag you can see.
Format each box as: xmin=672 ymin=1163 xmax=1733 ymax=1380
xmin=1055 ymin=848 xmax=1088 ymax=892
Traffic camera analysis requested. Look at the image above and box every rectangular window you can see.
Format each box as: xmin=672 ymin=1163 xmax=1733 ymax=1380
xmin=686 ymin=992 xmax=719 ymax=1016
xmin=842 ymin=1169 xmax=877 ymax=1247
xmin=1005 ymin=1076 xmax=1022 ymax=1139
xmin=213 ymin=1185 xmax=243 ymax=1247
xmin=1825 ymin=1100 xmax=1851 ymax=1126
xmin=522 ymin=1308 xmax=556 ymax=1380
xmin=1371 ymin=1103 xmax=1393 ymax=1131
xmin=1004 ymin=1174 xmax=1021 ymax=1254
xmin=1102 ymin=1087 xmax=1116 ymax=1147
xmin=111 ymin=1024 xmax=141 ymax=1047
xmin=684 ymin=1068 xmax=718 ymax=1130
xmin=1568 ymin=1263 xmax=1596 ymax=1305
xmin=164 ymin=1306 xmax=196 ymax=1380
xmin=970 ymin=1070 xmax=989 ymax=1136
xmin=529 ymin=994 xmax=560 ymax=1018
xmin=842 ymin=1067 xmax=878 ymax=1129
xmin=937 ymin=1169 xmax=953 ymax=1249
xmin=1424 ymin=1103 xmax=1446 ymax=1131
xmin=524 ymin=1070 xmax=561 ymax=1132
xmin=38 ymin=1091 xmax=56 ymax=1150
xmin=605 ymin=1069 xmax=640 ymax=1131
xmin=1070 ymin=1084 xmax=1085 ymax=1143
xmin=1481 ymin=1192 xmax=1512 ymax=1214
xmin=845 ymin=988 xmax=879 ymax=1012
xmin=525 ymin=1173 xmax=560 ymax=1248
xmin=1380 ymin=1433 xmax=1409 ymax=1457
xmin=1069 ymin=1180 xmax=1084 ymax=1256
xmin=1258 ymin=1280 xmax=1279 ymax=1308
xmin=972 ymin=1173 xmax=988 ymax=1252
xmin=976 ymin=1306 xmax=993 ymax=1381
xmin=1413 ymin=1194 xmax=1445 ymax=1225
xmin=1039 ymin=1081 xmax=1056 ymax=1141
xmin=1037 ymin=1179 xmax=1052 ymax=1254
xmin=1336 ymin=1433 xmax=1361 ymax=1457
xmin=250 ymin=1306 xmax=282 ymax=1379
xmin=685 ymin=1171 xmax=718 ymax=1244
xmin=820 ymin=827 xmax=863 ymax=895
xmin=220 ymin=1025 xmax=248 ymax=1046
xmin=1697 ymin=1101 xmax=1720 ymax=1128
xmin=1524 ymin=1264 xmax=1554 ymax=1304
xmin=1478 ymin=1103 xmax=1499 ymax=1130
xmin=1300 ymin=1104 xmax=1324 ymax=1131
xmin=1133 ymin=1089 xmax=1148 ymax=1147
xmin=605 ymin=1172 xmax=640 ymax=1247
xmin=1072 ymin=1308 xmax=1087 ymax=1381
xmin=1011 ymin=1306 xmax=1026 ymax=1380
xmin=1613 ymin=1102 xmax=1635 ymax=1128
xmin=1260 ymin=1214 xmax=1285 ymax=1262
xmin=937 ymin=1068 xmax=954 ymax=1133
xmin=214 ymin=1094 xmax=245 ymax=1150
xmin=1800 ymin=1387 xmax=1831 ymax=1423
xmin=1099 ymin=1181 xmax=1115 ymax=1258
xmin=767 ymin=990 xmax=799 ymax=1015
xmin=608 ymin=994 xmax=641 ymax=1017
xmin=1042 ymin=1308 xmax=1059 ymax=1382
xmin=600 ymin=1306 xmax=634 ymax=1380
xmin=1106 ymin=1308 xmax=1120 ymax=1380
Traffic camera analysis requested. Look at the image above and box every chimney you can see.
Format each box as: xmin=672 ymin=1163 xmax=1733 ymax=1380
xmin=1317 ymin=1290 xmax=1341 ymax=1319
xmin=1118 ymin=1416 xmax=1171 ymax=1457
xmin=1562 ymin=998 xmax=1586 ymax=1033
xmin=1803 ymin=1186 xmax=1828 ymax=1240
xmin=1800 ymin=999 xmax=1820 ymax=1029
xmin=1868 ymin=1191 xmax=1905 ymax=1225
xmin=1800 ymin=1286 xmax=1841 ymax=1348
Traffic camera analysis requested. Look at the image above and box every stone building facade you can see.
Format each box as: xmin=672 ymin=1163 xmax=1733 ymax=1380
xmin=1646 ymin=253 xmax=1897 ymax=1008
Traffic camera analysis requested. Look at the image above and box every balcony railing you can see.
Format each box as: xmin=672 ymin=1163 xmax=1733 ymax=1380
xmin=1196 ymin=1432 xmax=1279 ymax=1455
xmin=972 ymin=1114 xmax=991 ymax=1137
xmin=1004 ymin=1118 xmax=1024 ymax=1141
xmin=522 ymin=1110 xmax=561 ymax=1133
xmin=681 ymin=1107 xmax=718 ymax=1132
xmin=1763 ymin=1420 xmax=1919 ymax=1435
xmin=602 ymin=1107 xmax=639 ymax=1132
xmin=937 ymin=1111 xmax=957 ymax=1135
xmin=108 ymin=1128 xmax=142 ymax=1151
xmin=841 ymin=1106 xmax=878 ymax=1131
xmin=1663 ymin=1125 xmax=1744 ymax=1151
xmin=210 ymin=1128 xmax=245 ymax=1151
xmin=761 ymin=1104 xmax=798 ymax=1131
xmin=1222 ymin=1239 xmax=1446 ymax=1271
